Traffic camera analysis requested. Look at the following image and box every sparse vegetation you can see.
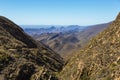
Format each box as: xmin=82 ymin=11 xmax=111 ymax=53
xmin=0 ymin=16 xmax=64 ymax=80
xmin=56 ymin=13 xmax=120 ymax=80
xmin=0 ymin=49 xmax=13 ymax=71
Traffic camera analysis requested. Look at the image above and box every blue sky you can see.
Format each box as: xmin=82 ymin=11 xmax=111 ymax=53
xmin=0 ymin=0 xmax=120 ymax=25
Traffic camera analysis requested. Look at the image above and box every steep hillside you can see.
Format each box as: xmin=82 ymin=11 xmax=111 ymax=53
xmin=57 ymin=13 xmax=120 ymax=80
xmin=33 ymin=23 xmax=110 ymax=58
xmin=0 ymin=16 xmax=64 ymax=80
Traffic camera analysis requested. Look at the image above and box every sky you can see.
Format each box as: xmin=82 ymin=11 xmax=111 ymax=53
xmin=0 ymin=0 xmax=120 ymax=26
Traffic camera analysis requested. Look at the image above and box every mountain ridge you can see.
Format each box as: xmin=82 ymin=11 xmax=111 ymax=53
xmin=0 ymin=16 xmax=64 ymax=80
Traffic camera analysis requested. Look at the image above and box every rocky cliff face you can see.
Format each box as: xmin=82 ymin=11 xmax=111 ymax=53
xmin=0 ymin=16 xmax=64 ymax=80
xmin=57 ymin=13 xmax=120 ymax=80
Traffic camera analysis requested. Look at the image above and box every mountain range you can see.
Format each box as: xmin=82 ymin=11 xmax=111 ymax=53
xmin=0 ymin=13 xmax=119 ymax=80
xmin=23 ymin=25 xmax=85 ymax=35
xmin=26 ymin=23 xmax=110 ymax=59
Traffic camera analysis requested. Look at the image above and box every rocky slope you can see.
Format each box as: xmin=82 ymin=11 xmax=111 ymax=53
xmin=0 ymin=16 xmax=64 ymax=80
xmin=57 ymin=13 xmax=120 ymax=80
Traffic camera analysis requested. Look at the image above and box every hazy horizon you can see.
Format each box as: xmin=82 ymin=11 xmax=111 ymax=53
xmin=0 ymin=0 xmax=120 ymax=26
